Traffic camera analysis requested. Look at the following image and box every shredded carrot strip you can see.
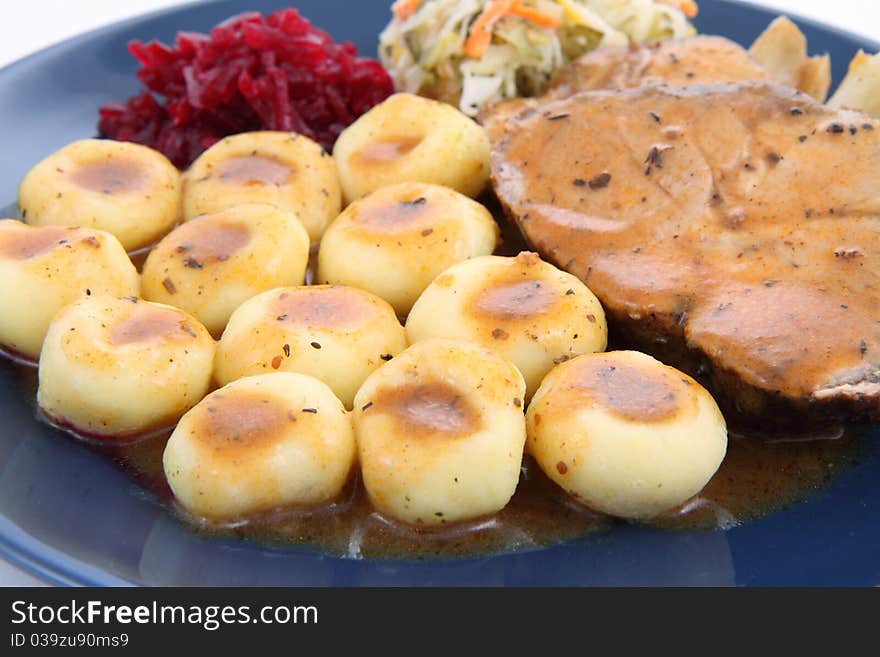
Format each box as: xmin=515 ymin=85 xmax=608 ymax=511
xmin=464 ymin=0 xmax=564 ymax=58
xmin=392 ymin=0 xmax=421 ymax=21
xmin=658 ymin=0 xmax=699 ymax=18
xmin=508 ymin=3 xmax=562 ymax=30
xmin=679 ymin=1 xmax=699 ymax=18
xmin=464 ymin=0 xmax=517 ymax=58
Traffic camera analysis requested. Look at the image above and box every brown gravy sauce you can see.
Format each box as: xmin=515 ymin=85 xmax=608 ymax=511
xmin=0 ymin=225 xmax=74 ymax=260
xmin=217 ymin=155 xmax=294 ymax=186
xmin=8 ymin=362 xmax=864 ymax=560
xmin=354 ymin=196 xmax=432 ymax=231
xmin=110 ymin=307 xmax=193 ymax=346
xmin=274 ymin=286 xmax=372 ymax=329
xmin=570 ymin=356 xmax=682 ymax=423
xmin=71 ymin=159 xmax=150 ymax=195
xmin=472 ymin=279 xmax=556 ymax=320
xmin=192 ymin=392 xmax=293 ymax=453
xmin=353 ymin=137 xmax=422 ymax=165
xmin=109 ymin=427 xmax=864 ymax=558
xmin=371 ymin=381 xmax=482 ymax=439
xmin=175 ymin=221 xmax=251 ymax=265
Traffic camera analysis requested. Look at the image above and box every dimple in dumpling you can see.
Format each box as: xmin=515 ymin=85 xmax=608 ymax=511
xmin=318 ymin=182 xmax=498 ymax=315
xmin=163 ymin=372 xmax=356 ymax=520
xmin=181 ymin=131 xmax=341 ymax=241
xmin=37 ymin=296 xmax=215 ymax=439
xmin=333 ymin=93 xmax=491 ymax=203
xmin=18 ymin=139 xmax=181 ymax=251
xmin=0 ymin=221 xmax=139 ymax=361
xmin=141 ymin=203 xmax=309 ymax=336
xmin=526 ymin=350 xmax=728 ymax=520
xmin=214 ymin=285 xmax=407 ymax=409
xmin=406 ymin=252 xmax=608 ymax=398
xmin=353 ymin=338 xmax=527 ymax=526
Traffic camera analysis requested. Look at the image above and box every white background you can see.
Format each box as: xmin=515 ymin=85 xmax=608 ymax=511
xmin=0 ymin=0 xmax=878 ymax=68
xmin=0 ymin=0 xmax=877 ymax=585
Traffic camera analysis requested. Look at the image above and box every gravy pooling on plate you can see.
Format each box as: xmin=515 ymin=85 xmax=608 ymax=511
xmin=10 ymin=358 xmax=861 ymax=558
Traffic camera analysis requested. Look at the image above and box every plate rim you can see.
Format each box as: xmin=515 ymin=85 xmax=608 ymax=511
xmin=715 ymin=0 xmax=880 ymax=51
xmin=0 ymin=515 xmax=133 ymax=587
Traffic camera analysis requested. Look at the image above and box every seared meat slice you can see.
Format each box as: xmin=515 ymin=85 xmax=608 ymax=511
xmin=547 ymin=35 xmax=772 ymax=97
xmin=484 ymin=30 xmax=831 ymax=141
xmin=484 ymin=35 xmax=774 ymax=142
xmin=547 ymin=23 xmax=830 ymax=101
xmin=491 ymin=82 xmax=880 ymax=426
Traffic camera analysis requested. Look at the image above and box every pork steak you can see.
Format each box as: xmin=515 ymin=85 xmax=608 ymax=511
xmin=547 ymin=35 xmax=772 ymax=98
xmin=483 ymin=35 xmax=777 ymax=144
xmin=491 ymin=82 xmax=880 ymax=426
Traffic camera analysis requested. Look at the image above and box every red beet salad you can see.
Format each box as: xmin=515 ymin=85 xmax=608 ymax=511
xmin=99 ymin=8 xmax=394 ymax=168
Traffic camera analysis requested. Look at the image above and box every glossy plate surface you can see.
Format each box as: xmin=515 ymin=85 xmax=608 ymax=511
xmin=0 ymin=0 xmax=877 ymax=586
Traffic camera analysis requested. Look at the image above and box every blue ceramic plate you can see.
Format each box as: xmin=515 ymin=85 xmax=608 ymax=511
xmin=0 ymin=0 xmax=878 ymax=586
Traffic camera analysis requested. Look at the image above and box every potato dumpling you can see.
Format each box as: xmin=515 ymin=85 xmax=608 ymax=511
xmin=333 ymin=93 xmax=490 ymax=203
xmin=407 ymin=252 xmax=607 ymax=398
xmin=526 ymin=351 xmax=728 ymax=520
xmin=38 ymin=296 xmax=215 ymax=438
xmin=164 ymin=372 xmax=355 ymax=520
xmin=215 ymin=285 xmax=406 ymax=408
xmin=0 ymin=222 xmax=139 ymax=361
xmin=18 ymin=139 xmax=181 ymax=251
xmin=317 ymin=182 xmax=498 ymax=315
xmin=181 ymin=131 xmax=341 ymax=241
xmin=353 ymin=338 xmax=526 ymax=526
xmin=141 ymin=203 xmax=309 ymax=336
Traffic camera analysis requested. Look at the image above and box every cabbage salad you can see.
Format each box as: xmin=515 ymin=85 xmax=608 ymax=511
xmin=379 ymin=0 xmax=698 ymax=115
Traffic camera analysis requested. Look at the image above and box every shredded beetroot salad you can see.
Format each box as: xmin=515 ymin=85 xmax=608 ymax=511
xmin=98 ymin=9 xmax=394 ymax=168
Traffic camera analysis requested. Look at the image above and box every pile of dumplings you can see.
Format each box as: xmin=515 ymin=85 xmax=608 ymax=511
xmin=0 ymin=93 xmax=727 ymax=529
